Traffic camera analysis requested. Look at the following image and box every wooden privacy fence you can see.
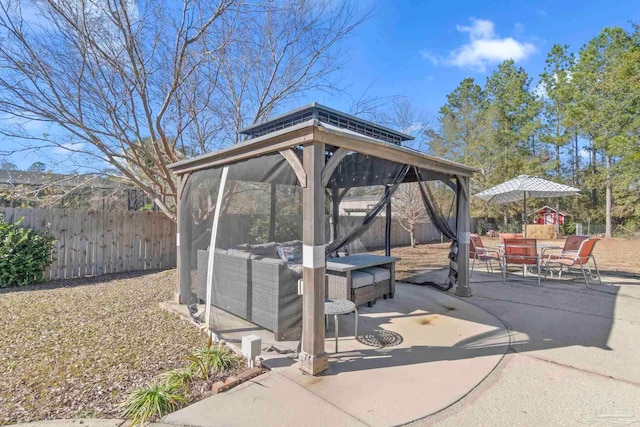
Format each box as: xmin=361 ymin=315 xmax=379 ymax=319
xmin=336 ymin=216 xmax=454 ymax=249
xmin=0 ymin=208 xmax=176 ymax=280
xmin=215 ymin=214 xmax=453 ymax=250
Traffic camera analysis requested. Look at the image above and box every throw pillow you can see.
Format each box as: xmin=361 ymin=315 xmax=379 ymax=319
xmin=277 ymin=245 xmax=302 ymax=264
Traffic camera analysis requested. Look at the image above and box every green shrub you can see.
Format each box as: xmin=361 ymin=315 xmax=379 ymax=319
xmin=188 ymin=344 xmax=237 ymax=380
xmin=120 ymin=382 xmax=187 ymax=426
xmin=249 ymin=215 xmax=301 ymax=243
xmin=561 ymin=220 xmax=577 ymax=236
xmin=0 ymin=216 xmax=55 ymax=288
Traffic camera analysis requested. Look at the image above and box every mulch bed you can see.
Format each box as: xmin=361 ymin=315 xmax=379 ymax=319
xmin=0 ymin=269 xmax=241 ymax=425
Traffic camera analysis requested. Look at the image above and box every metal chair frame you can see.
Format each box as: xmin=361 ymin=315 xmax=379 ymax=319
xmin=544 ymin=238 xmax=602 ymax=287
xmin=469 ymin=234 xmax=502 ymax=278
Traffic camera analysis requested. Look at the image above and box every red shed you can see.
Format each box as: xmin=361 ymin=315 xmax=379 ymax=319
xmin=535 ymin=206 xmax=568 ymax=225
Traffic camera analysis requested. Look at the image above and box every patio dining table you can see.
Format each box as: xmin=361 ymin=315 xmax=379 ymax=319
xmin=496 ymin=242 xmax=563 ymax=255
xmin=498 ymin=240 xmax=563 ymax=279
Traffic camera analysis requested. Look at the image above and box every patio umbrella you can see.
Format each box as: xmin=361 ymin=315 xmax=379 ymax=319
xmin=474 ymin=175 xmax=580 ymax=236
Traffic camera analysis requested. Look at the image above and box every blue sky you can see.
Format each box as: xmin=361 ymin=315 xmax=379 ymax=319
xmin=2 ymin=0 xmax=638 ymax=171
xmin=313 ymin=0 xmax=639 ymax=114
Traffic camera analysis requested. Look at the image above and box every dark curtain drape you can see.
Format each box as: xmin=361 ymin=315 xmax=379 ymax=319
xmin=415 ymin=167 xmax=460 ymax=290
xmin=325 ymin=165 xmax=410 ymax=255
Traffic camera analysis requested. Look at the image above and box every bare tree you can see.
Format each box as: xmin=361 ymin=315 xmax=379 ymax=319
xmin=211 ymin=0 xmax=368 ymax=144
xmin=351 ymin=95 xmax=434 ymax=152
xmin=0 ymin=169 xmax=130 ymax=210
xmin=392 ymin=183 xmax=427 ymax=248
xmin=0 ymin=0 xmax=368 ymax=220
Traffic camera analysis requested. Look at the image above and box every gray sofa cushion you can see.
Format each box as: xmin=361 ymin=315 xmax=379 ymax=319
xmin=351 ymin=271 xmax=375 ymax=289
xmin=360 ymin=267 xmax=390 ymax=283
xmin=226 ymin=249 xmax=252 ymax=259
xmin=249 ymin=242 xmax=279 ymax=258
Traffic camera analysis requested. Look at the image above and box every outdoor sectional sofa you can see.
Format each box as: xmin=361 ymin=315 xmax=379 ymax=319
xmin=197 ymin=240 xmax=303 ymax=341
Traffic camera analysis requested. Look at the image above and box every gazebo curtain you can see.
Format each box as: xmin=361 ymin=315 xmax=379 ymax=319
xmin=415 ymin=167 xmax=460 ymax=289
xmin=178 ymin=168 xmax=223 ymax=305
xmin=325 ymin=164 xmax=409 ymax=255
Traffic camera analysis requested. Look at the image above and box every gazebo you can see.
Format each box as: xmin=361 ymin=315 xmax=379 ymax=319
xmin=168 ymin=103 xmax=476 ymax=375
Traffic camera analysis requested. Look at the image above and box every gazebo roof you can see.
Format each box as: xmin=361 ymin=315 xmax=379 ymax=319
xmin=168 ymin=117 xmax=477 ymax=178
xmin=238 ymin=102 xmax=413 ymax=144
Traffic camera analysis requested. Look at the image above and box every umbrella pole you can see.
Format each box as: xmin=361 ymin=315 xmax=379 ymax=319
xmin=523 ymin=192 xmax=527 ymax=238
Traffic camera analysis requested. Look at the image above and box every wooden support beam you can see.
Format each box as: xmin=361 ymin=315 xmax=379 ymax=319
xmin=299 ymin=142 xmax=328 ymax=376
xmin=331 ymin=187 xmax=339 ymax=242
xmin=321 ymin=148 xmax=349 ymax=187
xmin=385 ymin=185 xmax=391 ymax=257
xmin=170 ymin=126 xmax=315 ymax=175
xmin=280 ymin=149 xmax=307 ymax=187
xmin=313 ymin=127 xmax=476 ymax=178
xmin=455 ymin=176 xmax=472 ymax=297
xmin=338 ymin=188 xmax=350 ymax=203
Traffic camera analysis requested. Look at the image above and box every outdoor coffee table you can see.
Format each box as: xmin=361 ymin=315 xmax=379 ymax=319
xmin=324 ymin=298 xmax=358 ymax=353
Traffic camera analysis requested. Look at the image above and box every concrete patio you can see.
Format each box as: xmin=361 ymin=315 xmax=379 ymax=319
xmin=161 ymin=266 xmax=640 ymax=427
xmin=164 ymin=283 xmax=510 ymax=427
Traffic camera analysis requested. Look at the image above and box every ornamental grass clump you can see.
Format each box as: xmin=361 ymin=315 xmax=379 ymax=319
xmin=121 ymin=337 xmax=242 ymax=425
xmin=158 ymin=367 xmax=196 ymax=389
xmin=120 ymin=382 xmax=187 ymax=426
xmin=188 ymin=338 xmax=238 ymax=380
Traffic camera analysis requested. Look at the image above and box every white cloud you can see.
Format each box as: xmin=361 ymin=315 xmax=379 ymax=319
xmin=0 ymin=113 xmax=49 ymax=134
xmin=534 ymin=71 xmax=573 ymax=99
xmin=534 ymin=81 xmax=548 ymax=99
xmin=423 ymin=18 xmax=536 ymax=72
xmin=402 ymin=123 xmax=425 ymax=135
xmin=420 ymin=50 xmax=441 ymax=65
xmin=52 ymin=143 xmax=85 ymax=154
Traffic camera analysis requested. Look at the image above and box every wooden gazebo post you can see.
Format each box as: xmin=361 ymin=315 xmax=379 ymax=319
xmin=455 ymin=176 xmax=472 ymax=297
xmin=299 ymin=141 xmax=328 ymax=375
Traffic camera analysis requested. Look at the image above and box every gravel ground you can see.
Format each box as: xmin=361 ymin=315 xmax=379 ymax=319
xmin=0 ymin=269 xmax=209 ymax=425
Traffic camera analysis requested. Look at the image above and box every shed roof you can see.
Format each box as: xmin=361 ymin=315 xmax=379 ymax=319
xmin=537 ymin=205 xmax=570 ymax=216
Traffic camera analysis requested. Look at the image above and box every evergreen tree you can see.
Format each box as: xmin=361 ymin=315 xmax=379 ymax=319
xmin=571 ymin=27 xmax=635 ymax=237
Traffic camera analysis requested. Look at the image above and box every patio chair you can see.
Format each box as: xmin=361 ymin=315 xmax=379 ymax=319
xmin=544 ymin=238 xmax=601 ymax=287
xmin=469 ymin=234 xmax=501 ymax=277
xmin=502 ymin=238 xmax=541 ymax=286
xmin=540 ymin=235 xmax=589 ymax=258
xmin=499 ymin=233 xmax=524 ymax=244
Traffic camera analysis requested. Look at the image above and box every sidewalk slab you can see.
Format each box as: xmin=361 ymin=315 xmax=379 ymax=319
xmin=421 ymin=351 xmax=640 ymax=426
xmin=164 ymin=371 xmax=366 ymax=427
xmin=11 ymin=420 xmax=125 ymax=427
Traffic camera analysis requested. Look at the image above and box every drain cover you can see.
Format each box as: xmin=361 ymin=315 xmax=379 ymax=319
xmin=357 ymin=329 xmax=403 ymax=348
